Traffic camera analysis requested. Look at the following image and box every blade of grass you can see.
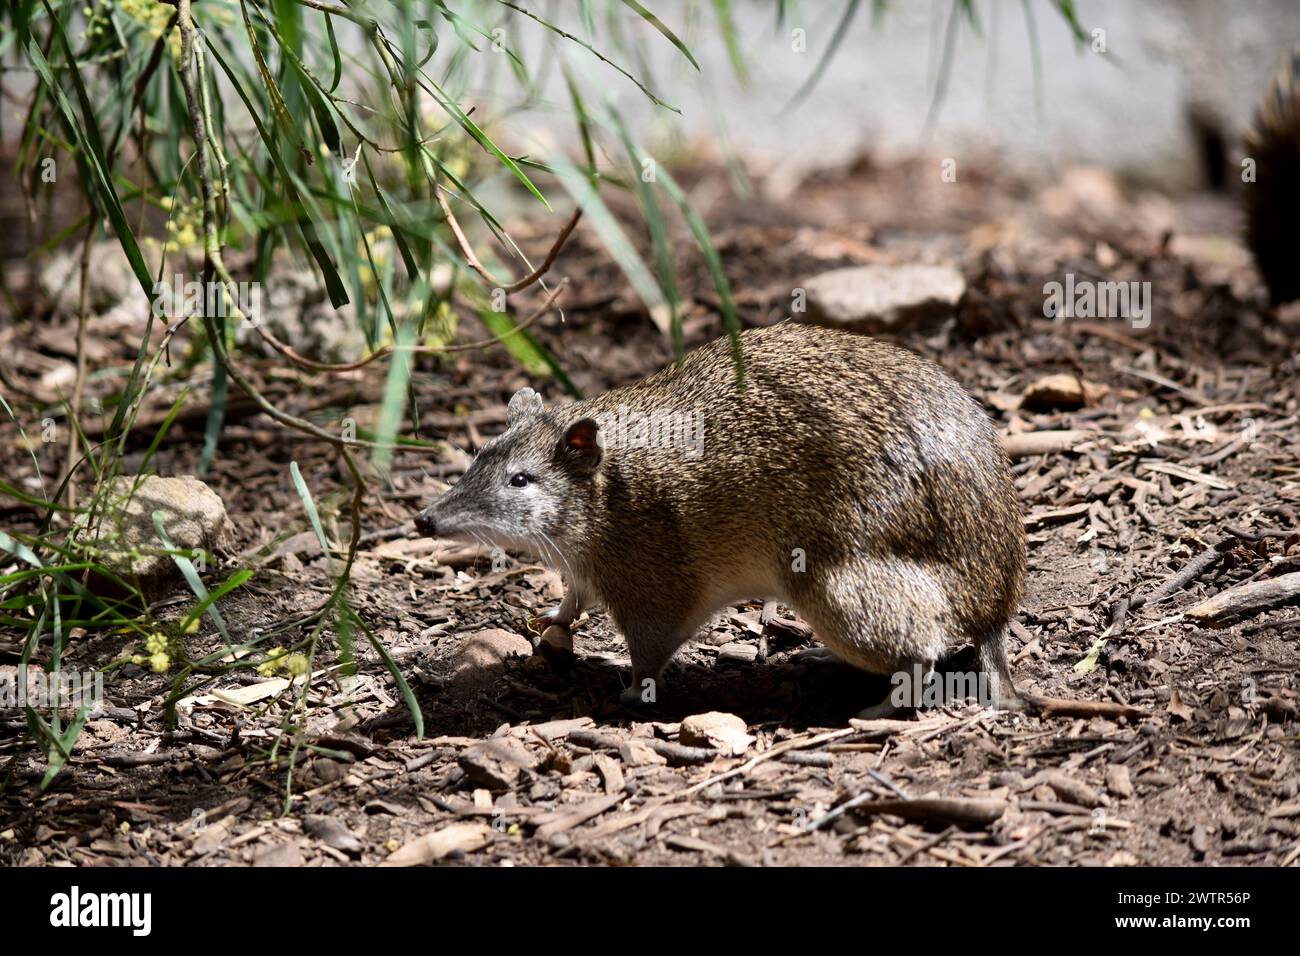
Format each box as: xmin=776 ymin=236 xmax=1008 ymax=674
xmin=619 ymin=0 xmax=699 ymax=70
xmin=340 ymin=600 xmax=423 ymax=738
xmin=289 ymin=460 xmax=330 ymax=552
xmin=152 ymin=511 xmax=232 ymax=645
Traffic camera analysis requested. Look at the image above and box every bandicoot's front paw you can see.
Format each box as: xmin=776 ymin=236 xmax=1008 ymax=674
xmin=532 ymin=606 xmax=563 ymax=628
xmin=537 ymin=637 xmax=576 ymax=675
xmin=533 ymin=623 xmax=575 ymax=673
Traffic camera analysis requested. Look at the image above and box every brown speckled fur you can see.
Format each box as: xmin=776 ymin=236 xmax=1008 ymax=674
xmin=419 ymin=323 xmax=1026 ymax=707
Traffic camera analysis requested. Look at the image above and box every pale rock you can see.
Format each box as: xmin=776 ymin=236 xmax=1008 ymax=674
xmin=80 ymin=475 xmax=229 ymax=598
xmin=1020 ymin=373 xmax=1108 ymax=411
xmin=453 ymin=629 xmax=532 ymax=677
xmin=799 ymin=263 xmax=965 ymax=331
xmin=619 ymin=739 xmax=667 ymax=767
xmin=679 ymin=711 xmax=755 ymax=756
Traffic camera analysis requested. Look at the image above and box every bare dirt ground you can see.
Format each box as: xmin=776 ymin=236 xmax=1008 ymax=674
xmin=1 ymin=154 xmax=1298 ymax=867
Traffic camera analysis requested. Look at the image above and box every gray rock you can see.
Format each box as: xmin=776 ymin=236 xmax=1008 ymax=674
xmin=80 ymin=475 xmax=230 ymax=598
xmin=679 ymin=711 xmax=754 ymax=756
xmin=716 ymin=641 xmax=759 ymax=663
xmin=304 ymin=815 xmax=363 ymax=856
xmin=237 ymin=269 xmax=368 ymax=364
xmin=799 ymin=263 xmax=965 ymax=331
xmin=453 ymin=628 xmax=532 ymax=677
xmin=458 ymin=738 xmax=539 ymax=790
xmin=38 ymin=241 xmax=150 ymax=315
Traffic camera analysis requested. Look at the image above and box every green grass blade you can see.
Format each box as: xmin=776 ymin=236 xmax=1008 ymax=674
xmin=152 ymin=511 xmax=232 ymax=645
xmin=619 ymin=0 xmax=699 ymax=70
xmin=342 ymin=601 xmax=423 ymax=739
xmin=289 ymin=461 xmax=331 ymax=552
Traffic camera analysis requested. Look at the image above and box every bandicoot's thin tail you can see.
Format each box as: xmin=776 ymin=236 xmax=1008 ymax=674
xmin=1244 ymin=39 xmax=1300 ymax=305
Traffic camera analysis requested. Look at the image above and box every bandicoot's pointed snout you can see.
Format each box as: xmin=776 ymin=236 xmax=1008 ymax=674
xmin=414 ymin=508 xmax=437 ymax=537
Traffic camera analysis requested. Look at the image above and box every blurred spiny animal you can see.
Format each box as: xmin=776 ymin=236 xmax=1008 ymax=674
xmin=1244 ymin=40 xmax=1300 ymax=305
xmin=416 ymin=324 xmax=1026 ymax=716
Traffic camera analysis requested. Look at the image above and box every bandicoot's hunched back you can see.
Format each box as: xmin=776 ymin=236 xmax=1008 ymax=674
xmin=416 ymin=323 xmax=1026 ymax=713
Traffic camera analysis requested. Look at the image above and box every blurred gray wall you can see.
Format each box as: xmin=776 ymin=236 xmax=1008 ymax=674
xmin=527 ymin=0 xmax=1300 ymax=188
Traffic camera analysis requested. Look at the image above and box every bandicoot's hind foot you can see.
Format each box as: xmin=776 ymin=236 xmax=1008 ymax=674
xmin=977 ymin=626 xmax=1030 ymax=712
xmin=617 ymin=681 xmax=660 ymax=713
xmin=617 ymin=685 xmax=644 ymax=708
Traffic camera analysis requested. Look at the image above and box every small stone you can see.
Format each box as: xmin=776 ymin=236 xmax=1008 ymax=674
xmin=618 ymin=739 xmax=667 ymax=767
xmin=303 ymin=815 xmax=363 ymax=857
xmin=381 ymin=823 xmax=492 ymax=867
xmin=453 ymin=629 xmax=532 ymax=677
xmin=78 ymin=475 xmax=229 ymax=600
xmin=458 ymin=737 xmax=539 ymax=790
xmin=799 ymin=263 xmax=965 ymax=332
xmin=1021 ymin=374 xmax=1107 ymax=411
xmin=1105 ymin=764 xmax=1134 ymax=799
xmin=539 ymin=624 xmax=573 ymax=653
xmin=1190 ymin=824 xmax=1209 ymax=855
xmin=679 ymin=712 xmax=755 ymax=756
xmin=310 ymin=758 xmax=347 ymax=784
xmin=717 ymin=641 xmax=759 ymax=663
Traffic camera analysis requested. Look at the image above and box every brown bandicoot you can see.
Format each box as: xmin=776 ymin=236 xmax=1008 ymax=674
xmin=416 ymin=323 xmax=1027 ymax=715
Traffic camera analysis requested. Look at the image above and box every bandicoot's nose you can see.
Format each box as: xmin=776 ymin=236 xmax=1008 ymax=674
xmin=414 ymin=508 xmax=437 ymax=537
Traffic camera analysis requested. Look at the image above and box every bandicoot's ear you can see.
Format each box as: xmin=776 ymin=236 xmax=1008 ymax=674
xmin=507 ymin=387 xmax=543 ymax=426
xmin=560 ymin=418 xmax=602 ymax=472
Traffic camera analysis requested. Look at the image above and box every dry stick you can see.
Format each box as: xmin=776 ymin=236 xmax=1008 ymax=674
xmin=1000 ymin=430 xmax=1095 ymax=460
xmin=434 ymin=184 xmax=582 ymax=294
xmin=58 ymin=17 xmax=175 ymax=503
xmin=580 ymin=727 xmax=862 ymax=844
xmin=1107 ymin=534 xmax=1235 ymax=634
xmin=854 ymin=798 xmax=1007 ymax=828
xmin=980 ymin=822 xmax=1051 ymax=867
xmin=250 ymin=281 xmax=568 ymax=374
xmin=1128 ymin=535 xmax=1231 ymax=617
xmin=678 ymin=727 xmax=860 ymax=800
xmin=1029 ymin=697 xmax=1148 ymax=721
xmin=62 ymin=17 xmax=177 ymax=479
xmin=896 ymin=825 xmax=958 ymax=865
xmin=805 ymin=782 xmax=894 ymax=832
xmin=1185 ymin=571 xmax=1300 ymax=627
xmin=174 ymin=0 xmax=364 ymax=612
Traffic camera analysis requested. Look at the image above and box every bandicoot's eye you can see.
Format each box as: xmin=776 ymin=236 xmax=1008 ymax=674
xmin=508 ymin=473 xmax=530 ymax=488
